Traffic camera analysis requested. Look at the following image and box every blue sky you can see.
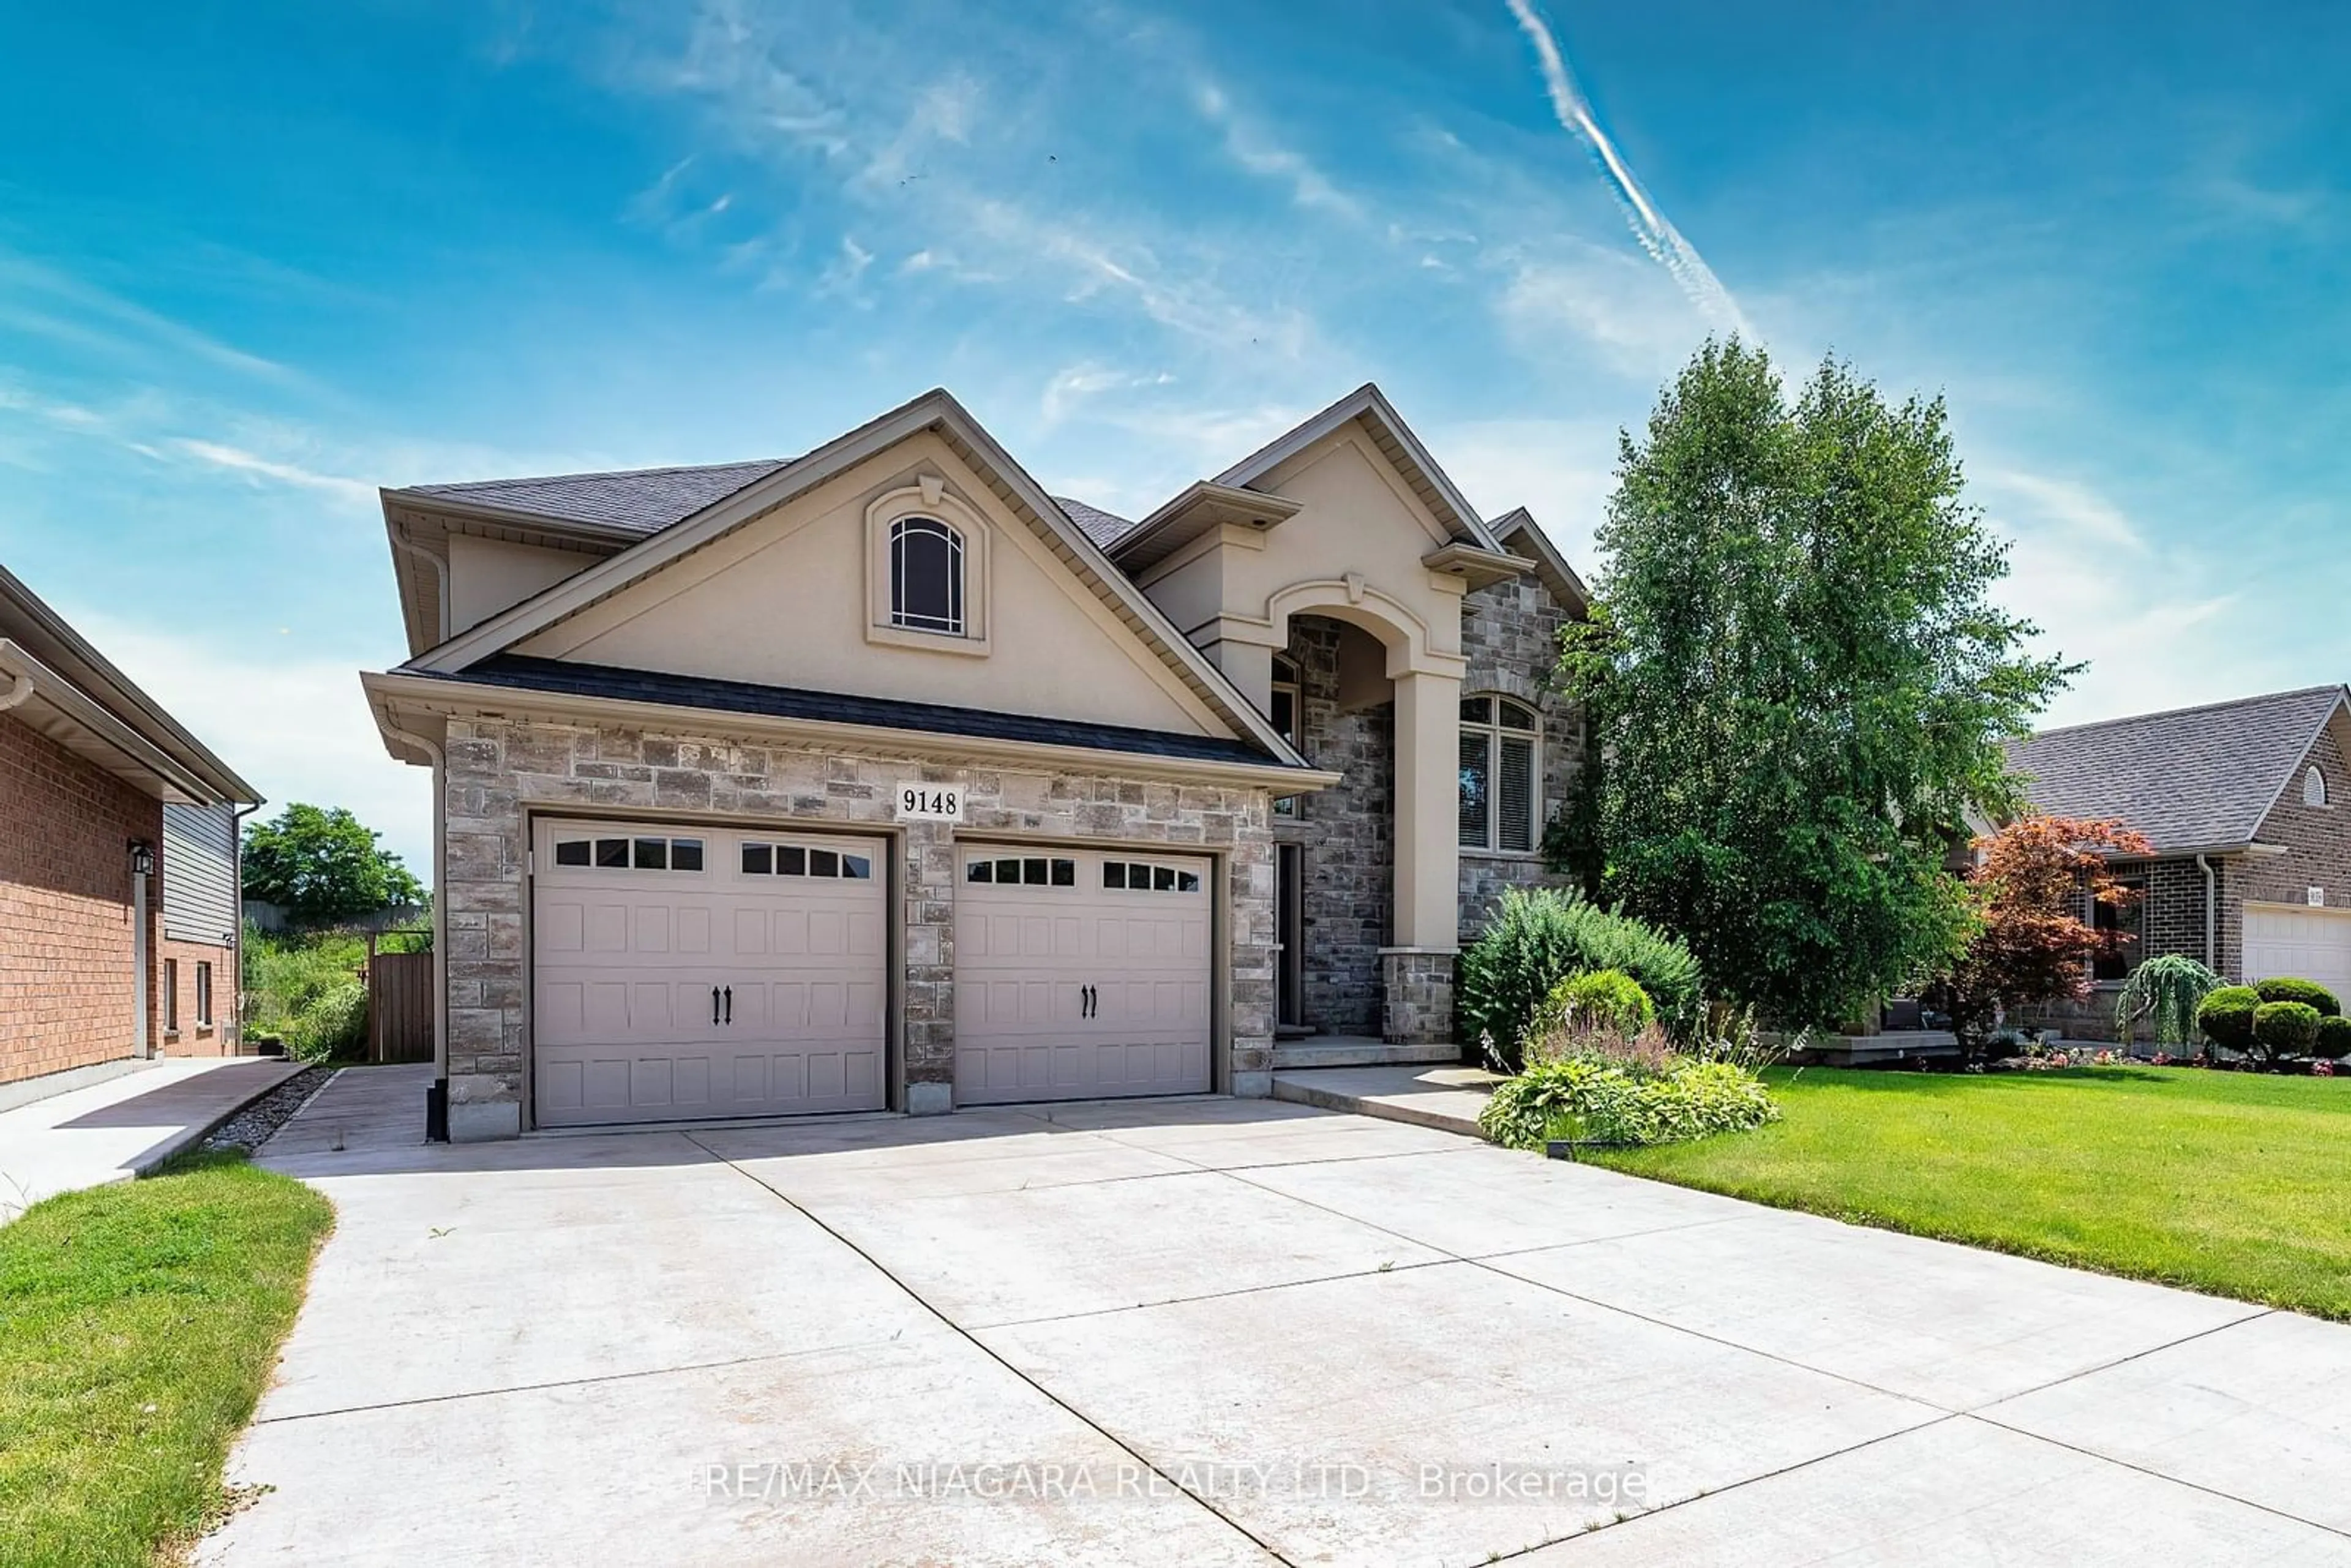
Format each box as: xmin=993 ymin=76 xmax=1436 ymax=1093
xmin=2 ymin=1 xmax=2345 ymax=874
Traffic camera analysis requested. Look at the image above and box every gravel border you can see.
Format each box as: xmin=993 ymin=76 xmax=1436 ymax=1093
xmin=201 ymin=1066 xmax=339 ymax=1155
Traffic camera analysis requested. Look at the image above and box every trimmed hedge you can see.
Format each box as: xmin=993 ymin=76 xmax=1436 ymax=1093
xmin=2318 ymin=1015 xmax=2351 ymax=1061
xmin=2254 ymin=976 xmax=2341 ymax=1018
xmin=2254 ymin=1000 xmax=2323 ymax=1059
xmin=1479 ymin=1056 xmax=1778 ymax=1150
xmin=2197 ymin=985 xmax=2260 ymax=1052
xmin=1458 ymin=889 xmax=1702 ymax=1069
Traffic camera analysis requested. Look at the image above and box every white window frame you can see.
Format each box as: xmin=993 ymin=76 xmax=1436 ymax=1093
xmin=1460 ymin=694 xmax=1542 ymax=853
xmin=2306 ymin=765 xmax=2330 ymax=808
xmin=864 ymin=480 xmax=991 ymax=656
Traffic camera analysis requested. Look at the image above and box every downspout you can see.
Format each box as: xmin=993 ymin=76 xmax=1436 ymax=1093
xmin=2196 ymin=853 xmax=2218 ymax=976
xmin=391 ymin=525 xmax=452 ymax=645
xmin=233 ymin=800 xmax=264 ymax=1051
xmin=0 ymin=672 xmax=31 ymax=711
xmin=129 ymin=842 xmax=154 ymax=1059
xmin=378 ymin=713 xmax=450 ymax=1140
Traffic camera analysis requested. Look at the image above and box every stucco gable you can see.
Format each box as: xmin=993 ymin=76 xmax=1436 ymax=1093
xmin=506 ymin=430 xmax=1233 ymax=737
xmin=398 ymin=389 xmax=1301 ymax=762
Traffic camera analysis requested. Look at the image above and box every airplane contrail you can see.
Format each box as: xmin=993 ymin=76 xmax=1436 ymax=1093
xmin=1504 ymin=0 xmax=1753 ymax=342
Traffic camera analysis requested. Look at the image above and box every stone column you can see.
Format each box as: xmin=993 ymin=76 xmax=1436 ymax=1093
xmin=1385 ymin=668 xmax=1460 ymax=1045
xmin=901 ymin=816 xmax=958 ymax=1113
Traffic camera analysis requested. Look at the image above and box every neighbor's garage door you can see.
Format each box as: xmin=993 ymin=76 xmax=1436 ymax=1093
xmin=533 ymin=820 xmax=887 ymax=1128
xmin=2244 ymin=902 xmax=2351 ymax=1001
xmin=954 ymin=847 xmax=1212 ymax=1104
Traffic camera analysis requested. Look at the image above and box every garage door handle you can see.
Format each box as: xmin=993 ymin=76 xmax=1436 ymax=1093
xmin=1082 ymin=983 xmax=1095 ymax=1019
xmin=723 ymin=985 xmax=733 ymax=1024
xmin=711 ymin=986 xmax=721 ymax=1026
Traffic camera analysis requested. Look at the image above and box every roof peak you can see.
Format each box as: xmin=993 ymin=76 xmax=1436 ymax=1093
xmin=2024 ymin=684 xmax=2345 ymax=742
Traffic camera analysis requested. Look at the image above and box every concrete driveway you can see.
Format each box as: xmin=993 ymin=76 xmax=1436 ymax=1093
xmin=206 ymin=1066 xmax=2351 ymax=1566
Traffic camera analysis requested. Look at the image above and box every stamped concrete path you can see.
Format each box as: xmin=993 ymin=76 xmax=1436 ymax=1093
xmin=204 ymin=1063 xmax=2351 ymax=1566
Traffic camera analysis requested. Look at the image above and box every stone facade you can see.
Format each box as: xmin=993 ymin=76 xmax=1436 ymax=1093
xmin=1274 ymin=615 xmax=1393 ymax=1035
xmin=438 ymin=713 xmax=1275 ymax=1135
xmin=1455 ymin=570 xmax=1583 ymax=936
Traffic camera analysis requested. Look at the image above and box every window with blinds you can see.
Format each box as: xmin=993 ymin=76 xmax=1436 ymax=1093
xmin=1460 ymin=695 xmax=1540 ymax=851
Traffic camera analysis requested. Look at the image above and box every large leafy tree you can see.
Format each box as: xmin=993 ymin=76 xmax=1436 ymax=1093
xmin=1558 ymin=339 xmax=2073 ymax=1027
xmin=1943 ymin=814 xmax=2151 ymax=1056
xmin=242 ymin=803 xmax=426 ymax=928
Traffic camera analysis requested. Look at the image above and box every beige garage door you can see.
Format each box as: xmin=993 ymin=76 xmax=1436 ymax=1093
xmin=2244 ymin=902 xmax=2351 ymax=1000
xmin=532 ymin=820 xmax=887 ymax=1128
xmin=954 ymin=847 xmax=1213 ymax=1105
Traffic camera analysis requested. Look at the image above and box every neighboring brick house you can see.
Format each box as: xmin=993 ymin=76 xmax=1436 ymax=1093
xmin=1 ymin=564 xmax=259 ymax=1097
xmin=2006 ymin=685 xmax=2351 ymax=1041
xmin=364 ymin=383 xmax=1591 ymax=1139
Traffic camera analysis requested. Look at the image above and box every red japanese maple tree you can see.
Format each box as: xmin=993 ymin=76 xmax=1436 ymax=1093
xmin=1941 ymin=814 xmax=2154 ymax=1056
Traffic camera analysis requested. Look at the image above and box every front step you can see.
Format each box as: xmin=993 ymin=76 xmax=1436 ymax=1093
xmin=1269 ymin=1038 xmax=1461 ymax=1070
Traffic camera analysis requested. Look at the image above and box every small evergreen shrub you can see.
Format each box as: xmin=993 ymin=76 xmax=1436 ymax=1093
xmin=1458 ymin=888 xmax=1703 ymax=1069
xmin=1479 ymin=1056 xmax=1778 ymax=1150
xmin=2252 ymin=1000 xmax=2322 ymax=1061
xmin=2254 ymin=976 xmax=2341 ymax=1017
xmin=2197 ymin=985 xmax=2260 ymax=1053
xmin=1534 ymin=969 xmax=1655 ymax=1041
xmin=2317 ymin=1015 xmax=2351 ymax=1061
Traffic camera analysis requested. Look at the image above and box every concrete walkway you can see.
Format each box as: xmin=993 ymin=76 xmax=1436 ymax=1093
xmin=206 ymin=1074 xmax=2351 ymax=1566
xmin=1271 ymin=1062 xmax=1497 ymax=1136
xmin=0 ymin=1056 xmax=302 ymax=1220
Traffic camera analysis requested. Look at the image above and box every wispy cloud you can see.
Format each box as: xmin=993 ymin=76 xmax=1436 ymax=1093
xmin=1193 ymin=81 xmax=1362 ymax=219
xmin=164 ymin=438 xmax=380 ymax=508
xmin=1501 ymin=0 xmax=1750 ymax=342
xmin=0 ymin=249 xmax=304 ymax=387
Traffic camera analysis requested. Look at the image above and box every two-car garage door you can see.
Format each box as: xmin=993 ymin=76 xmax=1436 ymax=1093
xmin=533 ymin=820 xmax=888 ymax=1128
xmin=531 ymin=821 xmax=1213 ymax=1127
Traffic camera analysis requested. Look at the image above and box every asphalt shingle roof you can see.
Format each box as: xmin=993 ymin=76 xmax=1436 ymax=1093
xmin=444 ymin=655 xmax=1288 ymax=768
xmin=407 ymin=459 xmax=790 ymax=534
xmin=1052 ymin=495 xmax=1142 ymax=550
xmin=2006 ymin=685 xmax=2347 ymax=853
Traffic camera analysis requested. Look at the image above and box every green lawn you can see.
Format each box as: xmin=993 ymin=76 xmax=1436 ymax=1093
xmin=0 ymin=1155 xmax=334 ymax=1567
xmin=1589 ymin=1065 xmax=2351 ymax=1319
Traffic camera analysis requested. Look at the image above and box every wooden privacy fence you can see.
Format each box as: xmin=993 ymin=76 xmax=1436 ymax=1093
xmin=367 ymin=950 xmax=435 ymax=1063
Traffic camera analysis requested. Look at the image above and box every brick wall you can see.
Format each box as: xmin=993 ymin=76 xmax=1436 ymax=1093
xmin=440 ymin=713 xmax=1274 ymax=1136
xmin=2017 ymin=855 xmax=2214 ymax=1041
xmin=1275 ymin=615 xmax=1392 ymax=1035
xmin=2232 ymin=725 xmax=2351 ymax=973
xmin=1457 ymin=570 xmax=1583 ymax=934
xmin=1 ymin=714 xmax=160 ymax=1084
xmin=157 ymin=935 xmax=238 ymax=1057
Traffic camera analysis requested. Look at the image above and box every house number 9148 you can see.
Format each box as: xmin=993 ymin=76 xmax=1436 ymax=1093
xmin=897 ymin=785 xmax=964 ymax=823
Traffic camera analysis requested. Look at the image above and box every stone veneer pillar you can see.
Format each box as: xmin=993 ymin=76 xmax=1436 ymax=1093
xmin=1379 ymin=948 xmax=1455 ymax=1046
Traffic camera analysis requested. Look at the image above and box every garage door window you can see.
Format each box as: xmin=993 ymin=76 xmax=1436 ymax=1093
xmin=552 ymin=835 xmax=704 ymax=871
xmin=743 ymin=841 xmax=872 ymax=879
xmin=1104 ymin=860 xmax=1202 ymax=893
xmin=965 ymin=855 xmax=1076 ymax=886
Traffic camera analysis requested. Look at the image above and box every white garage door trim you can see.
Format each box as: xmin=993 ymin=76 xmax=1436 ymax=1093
xmin=954 ymin=844 xmax=1215 ymax=1105
xmin=2243 ymin=901 xmax=2351 ymax=1000
xmin=531 ymin=819 xmax=889 ymax=1128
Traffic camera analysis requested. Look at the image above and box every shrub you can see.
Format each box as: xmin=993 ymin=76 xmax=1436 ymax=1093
xmin=2113 ymin=954 xmax=2220 ymax=1046
xmin=2318 ymin=1015 xmax=2351 ymax=1061
xmin=2197 ymin=985 xmax=2260 ymax=1053
xmin=1532 ymin=969 xmax=1655 ymax=1041
xmin=2254 ymin=976 xmax=2341 ymax=1017
xmin=2252 ymin=1000 xmax=2322 ymax=1062
xmin=1479 ymin=1055 xmax=1778 ymax=1150
xmin=283 ymin=981 xmax=368 ymax=1062
xmin=1458 ymin=888 xmax=1703 ymax=1070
